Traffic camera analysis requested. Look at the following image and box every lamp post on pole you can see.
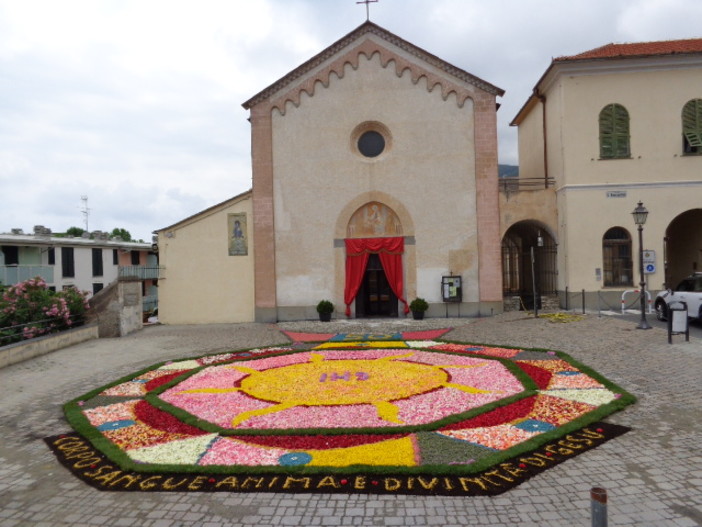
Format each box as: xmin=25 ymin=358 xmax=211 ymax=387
xmin=531 ymin=231 xmax=544 ymax=318
xmin=632 ymin=201 xmax=651 ymax=330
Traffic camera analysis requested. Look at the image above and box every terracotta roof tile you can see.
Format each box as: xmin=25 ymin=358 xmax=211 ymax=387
xmin=555 ymin=38 xmax=702 ymax=61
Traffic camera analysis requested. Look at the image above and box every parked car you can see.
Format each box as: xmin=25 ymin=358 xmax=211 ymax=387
xmin=654 ymin=272 xmax=702 ymax=321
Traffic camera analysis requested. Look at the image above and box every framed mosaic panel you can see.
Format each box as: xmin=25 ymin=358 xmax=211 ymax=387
xmin=228 ymin=213 xmax=247 ymax=256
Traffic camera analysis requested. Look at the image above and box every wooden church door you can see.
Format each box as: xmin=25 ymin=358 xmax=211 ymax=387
xmin=356 ymin=254 xmax=398 ymax=317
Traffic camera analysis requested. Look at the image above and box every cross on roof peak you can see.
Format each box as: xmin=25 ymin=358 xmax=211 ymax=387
xmin=356 ymin=0 xmax=378 ymax=21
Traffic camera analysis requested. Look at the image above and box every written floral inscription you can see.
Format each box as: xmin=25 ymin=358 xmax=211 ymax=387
xmin=46 ymin=424 xmax=627 ymax=496
xmin=319 ymin=372 xmax=370 ymax=382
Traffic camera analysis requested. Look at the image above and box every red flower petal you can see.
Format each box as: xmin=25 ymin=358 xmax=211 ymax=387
xmin=145 ymin=370 xmax=190 ymax=391
xmin=133 ymin=400 xmax=208 ymax=436
xmin=441 ymin=397 xmax=536 ymax=430
xmin=514 ymin=362 xmax=553 ymax=390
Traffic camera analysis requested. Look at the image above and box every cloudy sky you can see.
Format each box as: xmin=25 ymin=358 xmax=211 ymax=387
xmin=1 ymin=0 xmax=700 ymax=241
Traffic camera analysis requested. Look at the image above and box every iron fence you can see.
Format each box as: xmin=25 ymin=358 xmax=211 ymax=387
xmin=118 ymin=266 xmax=161 ymax=280
xmin=499 ymin=177 xmax=555 ymax=193
xmin=0 ymin=314 xmax=86 ymax=346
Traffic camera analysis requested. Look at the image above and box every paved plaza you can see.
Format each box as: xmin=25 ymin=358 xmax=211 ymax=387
xmin=1 ymin=312 xmax=700 ymax=527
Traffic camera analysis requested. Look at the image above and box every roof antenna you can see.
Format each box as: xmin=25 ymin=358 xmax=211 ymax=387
xmin=356 ymin=0 xmax=378 ymax=21
xmin=80 ymin=195 xmax=90 ymax=231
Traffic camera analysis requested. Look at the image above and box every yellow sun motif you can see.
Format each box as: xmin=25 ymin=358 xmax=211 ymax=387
xmin=177 ymin=352 xmax=500 ymax=427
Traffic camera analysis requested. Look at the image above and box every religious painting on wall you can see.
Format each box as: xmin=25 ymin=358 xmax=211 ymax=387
xmin=347 ymin=201 xmax=403 ymax=238
xmin=228 ymin=213 xmax=247 ymax=256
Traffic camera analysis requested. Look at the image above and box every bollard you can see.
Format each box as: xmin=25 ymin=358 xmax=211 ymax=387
xmin=582 ymin=289 xmax=586 ymax=314
xmin=591 ymin=486 xmax=607 ymax=527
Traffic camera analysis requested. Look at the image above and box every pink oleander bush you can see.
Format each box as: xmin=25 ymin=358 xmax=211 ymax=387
xmin=0 ymin=277 xmax=89 ymax=344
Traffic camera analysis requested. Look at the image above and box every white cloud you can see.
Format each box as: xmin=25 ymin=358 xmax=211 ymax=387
xmin=0 ymin=0 xmax=699 ymax=240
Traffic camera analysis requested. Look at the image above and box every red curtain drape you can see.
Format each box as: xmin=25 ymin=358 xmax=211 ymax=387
xmin=344 ymin=237 xmax=409 ymax=316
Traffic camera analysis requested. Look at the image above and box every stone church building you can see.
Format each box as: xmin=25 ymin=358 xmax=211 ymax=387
xmin=157 ymin=21 xmax=505 ymax=324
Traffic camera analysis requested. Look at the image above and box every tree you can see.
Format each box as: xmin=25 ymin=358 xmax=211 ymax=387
xmin=110 ymin=228 xmax=132 ymax=241
xmin=65 ymin=226 xmax=85 ymax=237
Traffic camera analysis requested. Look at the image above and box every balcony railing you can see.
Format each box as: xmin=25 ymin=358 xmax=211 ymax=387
xmin=118 ymin=266 xmax=161 ymax=280
xmin=0 ymin=265 xmax=54 ymax=287
xmin=499 ymin=177 xmax=555 ymax=193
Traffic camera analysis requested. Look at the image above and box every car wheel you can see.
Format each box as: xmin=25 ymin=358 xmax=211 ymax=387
xmin=655 ymin=300 xmax=667 ymax=321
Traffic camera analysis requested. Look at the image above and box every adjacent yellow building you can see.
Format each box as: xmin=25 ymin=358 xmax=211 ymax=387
xmin=510 ymin=38 xmax=702 ymax=311
xmin=156 ymin=192 xmax=254 ymax=324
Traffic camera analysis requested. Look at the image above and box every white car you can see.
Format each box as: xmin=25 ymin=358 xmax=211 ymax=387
xmin=654 ymin=273 xmax=702 ymax=321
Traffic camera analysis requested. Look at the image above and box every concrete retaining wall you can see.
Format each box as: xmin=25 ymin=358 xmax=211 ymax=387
xmin=0 ymin=323 xmax=98 ymax=369
xmin=1 ymin=278 xmax=144 ymax=369
xmin=88 ymin=279 xmax=143 ymax=338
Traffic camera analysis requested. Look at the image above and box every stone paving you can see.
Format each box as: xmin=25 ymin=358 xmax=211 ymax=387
xmin=0 ymin=312 xmax=700 ymax=527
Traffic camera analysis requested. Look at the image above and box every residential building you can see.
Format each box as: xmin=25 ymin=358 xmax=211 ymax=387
xmin=507 ymin=38 xmax=702 ymax=310
xmin=0 ymin=226 xmax=158 ymax=311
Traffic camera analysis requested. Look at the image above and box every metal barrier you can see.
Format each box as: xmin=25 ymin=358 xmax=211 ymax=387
xmin=0 ymin=315 xmax=86 ymax=346
xmin=620 ymin=289 xmax=652 ymax=315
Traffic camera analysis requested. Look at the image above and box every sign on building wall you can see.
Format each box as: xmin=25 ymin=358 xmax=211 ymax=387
xmin=228 ymin=213 xmax=247 ymax=256
xmin=442 ymin=276 xmax=462 ymax=303
xmin=606 ymin=191 xmax=627 ymax=198
xmin=643 ymin=250 xmax=656 ymax=274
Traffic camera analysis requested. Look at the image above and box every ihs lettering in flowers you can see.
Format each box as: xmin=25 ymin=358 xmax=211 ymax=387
xmin=319 ymin=372 xmax=370 ymax=382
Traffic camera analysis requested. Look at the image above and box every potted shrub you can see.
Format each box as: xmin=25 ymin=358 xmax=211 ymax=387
xmin=409 ymin=297 xmax=429 ymax=320
xmin=316 ymin=300 xmax=334 ymax=322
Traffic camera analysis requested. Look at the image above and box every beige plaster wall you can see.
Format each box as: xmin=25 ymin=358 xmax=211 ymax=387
xmin=271 ymin=53 xmax=480 ymax=314
xmin=558 ymin=68 xmax=702 ymax=186
xmin=499 ymin=188 xmax=557 ymax=239
xmin=157 ymin=197 xmax=255 ymax=324
xmin=554 ymin=66 xmax=702 ymax=294
xmin=559 ymin=185 xmax=701 ymax=294
xmin=515 ymin=102 xmax=545 ymax=182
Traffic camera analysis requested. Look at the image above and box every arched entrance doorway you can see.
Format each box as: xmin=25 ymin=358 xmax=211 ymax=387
xmin=344 ymin=202 xmax=409 ymax=318
xmin=664 ymin=209 xmax=702 ymax=287
xmin=502 ymin=221 xmax=557 ymax=309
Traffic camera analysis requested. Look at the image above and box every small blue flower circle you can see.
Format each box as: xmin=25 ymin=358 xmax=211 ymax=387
xmin=278 ymin=452 xmax=312 ymax=466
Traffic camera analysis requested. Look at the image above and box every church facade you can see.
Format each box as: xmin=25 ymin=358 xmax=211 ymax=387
xmin=157 ymin=22 xmax=504 ymax=323
xmin=242 ymin=22 xmax=504 ymax=323
xmin=158 ymin=22 xmax=503 ymax=323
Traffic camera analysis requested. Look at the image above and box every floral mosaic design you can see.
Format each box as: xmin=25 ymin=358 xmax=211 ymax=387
xmin=63 ymin=335 xmax=633 ymax=482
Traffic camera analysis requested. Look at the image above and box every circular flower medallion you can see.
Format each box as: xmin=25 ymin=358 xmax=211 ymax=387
xmin=157 ymin=350 xmax=524 ymax=430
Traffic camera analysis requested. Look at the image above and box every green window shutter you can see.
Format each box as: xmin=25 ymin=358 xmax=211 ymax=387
xmin=599 ymin=104 xmax=630 ymax=158
xmin=682 ymin=99 xmax=702 ymax=131
xmin=685 ymin=132 xmax=702 ymax=147
xmin=682 ymin=99 xmax=702 ymax=153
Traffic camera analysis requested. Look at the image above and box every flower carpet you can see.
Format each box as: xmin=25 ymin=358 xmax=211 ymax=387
xmin=46 ymin=329 xmax=634 ymax=495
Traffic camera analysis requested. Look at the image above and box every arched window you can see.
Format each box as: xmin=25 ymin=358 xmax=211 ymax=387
xmin=602 ymin=227 xmax=632 ymax=287
xmin=682 ymin=98 xmax=702 ymax=155
xmin=599 ymin=104 xmax=630 ymax=159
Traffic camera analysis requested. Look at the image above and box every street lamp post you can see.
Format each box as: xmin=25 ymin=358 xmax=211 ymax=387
xmin=531 ymin=231 xmax=544 ymax=318
xmin=632 ymin=201 xmax=652 ymax=330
